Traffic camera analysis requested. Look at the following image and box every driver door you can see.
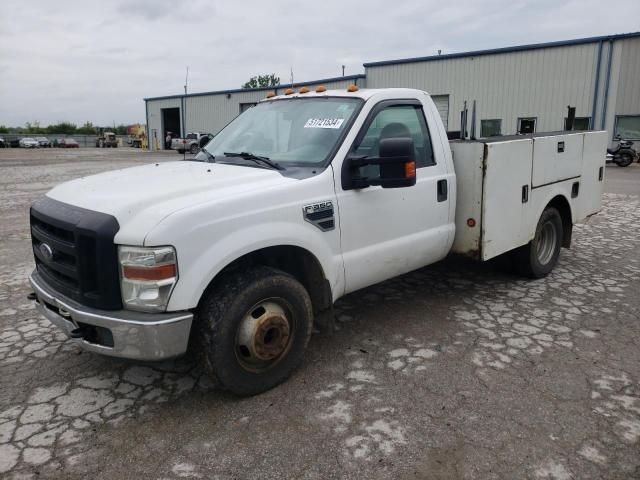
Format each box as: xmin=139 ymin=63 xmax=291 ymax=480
xmin=334 ymin=99 xmax=452 ymax=294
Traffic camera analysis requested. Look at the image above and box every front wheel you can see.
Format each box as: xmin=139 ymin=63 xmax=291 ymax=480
xmin=615 ymin=152 xmax=633 ymax=167
xmin=514 ymin=207 xmax=563 ymax=278
xmin=189 ymin=144 xmax=198 ymax=154
xmin=194 ymin=266 xmax=314 ymax=396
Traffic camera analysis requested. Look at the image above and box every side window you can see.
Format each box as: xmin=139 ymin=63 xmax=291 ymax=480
xmin=352 ymin=104 xmax=435 ymax=168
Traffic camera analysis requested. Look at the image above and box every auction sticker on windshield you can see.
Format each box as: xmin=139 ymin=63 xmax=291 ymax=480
xmin=304 ymin=118 xmax=345 ymax=129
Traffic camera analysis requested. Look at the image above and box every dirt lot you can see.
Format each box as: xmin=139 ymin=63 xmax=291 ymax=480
xmin=0 ymin=148 xmax=639 ymax=479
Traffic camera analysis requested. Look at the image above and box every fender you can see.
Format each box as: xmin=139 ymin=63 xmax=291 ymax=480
xmin=164 ymin=221 xmax=344 ymax=311
xmin=527 ymin=184 xmax=575 ymax=244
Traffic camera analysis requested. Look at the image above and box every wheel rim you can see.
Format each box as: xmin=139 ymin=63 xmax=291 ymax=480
xmin=235 ymin=299 xmax=294 ymax=372
xmin=534 ymin=221 xmax=557 ymax=265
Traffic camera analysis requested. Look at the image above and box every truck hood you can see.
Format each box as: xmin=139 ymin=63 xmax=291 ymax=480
xmin=46 ymin=161 xmax=295 ymax=243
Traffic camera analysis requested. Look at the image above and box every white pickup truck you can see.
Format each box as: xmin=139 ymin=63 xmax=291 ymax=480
xmin=171 ymin=132 xmax=214 ymax=154
xmin=28 ymin=87 xmax=606 ymax=395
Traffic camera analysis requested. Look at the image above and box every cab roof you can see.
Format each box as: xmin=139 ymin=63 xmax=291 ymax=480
xmin=259 ymin=87 xmax=429 ymax=103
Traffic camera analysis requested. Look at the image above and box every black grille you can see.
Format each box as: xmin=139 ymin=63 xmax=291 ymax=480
xmin=30 ymin=197 xmax=122 ymax=310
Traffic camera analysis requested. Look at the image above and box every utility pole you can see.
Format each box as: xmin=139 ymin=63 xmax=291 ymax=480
xmin=183 ymin=66 xmax=189 ymax=160
xmin=342 ymin=65 xmax=345 ymax=77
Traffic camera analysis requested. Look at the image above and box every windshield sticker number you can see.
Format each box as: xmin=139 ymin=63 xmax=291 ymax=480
xmin=304 ymin=118 xmax=345 ymax=129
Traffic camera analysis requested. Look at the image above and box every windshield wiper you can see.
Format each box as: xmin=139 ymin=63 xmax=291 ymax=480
xmin=223 ymin=152 xmax=285 ymax=170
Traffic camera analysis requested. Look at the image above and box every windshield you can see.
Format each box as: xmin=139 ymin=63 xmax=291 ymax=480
xmin=202 ymin=97 xmax=362 ymax=166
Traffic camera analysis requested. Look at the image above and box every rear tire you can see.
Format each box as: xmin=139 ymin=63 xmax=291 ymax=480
xmin=194 ymin=266 xmax=314 ymax=396
xmin=514 ymin=207 xmax=563 ymax=278
xmin=189 ymin=144 xmax=198 ymax=154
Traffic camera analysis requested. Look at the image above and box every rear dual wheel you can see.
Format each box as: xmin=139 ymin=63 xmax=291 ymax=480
xmin=195 ymin=266 xmax=313 ymax=396
xmin=514 ymin=207 xmax=563 ymax=278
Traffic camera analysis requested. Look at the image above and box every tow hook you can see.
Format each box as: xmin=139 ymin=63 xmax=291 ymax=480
xmin=69 ymin=327 xmax=87 ymax=339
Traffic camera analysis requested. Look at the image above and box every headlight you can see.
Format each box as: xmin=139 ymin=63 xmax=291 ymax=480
xmin=118 ymin=246 xmax=178 ymax=312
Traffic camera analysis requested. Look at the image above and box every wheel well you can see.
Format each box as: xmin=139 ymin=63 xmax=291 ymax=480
xmin=547 ymin=195 xmax=572 ymax=248
xmin=211 ymin=246 xmax=332 ymax=315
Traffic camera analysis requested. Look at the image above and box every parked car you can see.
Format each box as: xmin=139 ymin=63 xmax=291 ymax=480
xmin=36 ymin=137 xmax=52 ymax=148
xmin=0 ymin=137 xmax=6 ymax=148
xmin=26 ymin=87 xmax=607 ymax=396
xmin=57 ymin=138 xmax=80 ymax=148
xmin=9 ymin=138 xmax=20 ymax=148
xmin=19 ymin=137 xmax=39 ymax=148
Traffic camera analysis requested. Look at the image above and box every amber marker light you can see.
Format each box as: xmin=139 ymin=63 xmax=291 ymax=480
xmin=405 ymin=161 xmax=416 ymax=179
xmin=284 ymin=88 xmax=295 ymax=95
xmin=315 ymin=85 xmax=327 ymax=93
xmin=266 ymin=91 xmax=276 ymax=98
xmin=299 ymin=87 xmax=310 ymax=94
xmin=122 ymin=263 xmax=176 ymax=281
xmin=347 ymin=84 xmax=359 ymax=92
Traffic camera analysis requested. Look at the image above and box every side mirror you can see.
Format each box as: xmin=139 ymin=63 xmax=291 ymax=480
xmin=342 ymin=137 xmax=417 ymax=190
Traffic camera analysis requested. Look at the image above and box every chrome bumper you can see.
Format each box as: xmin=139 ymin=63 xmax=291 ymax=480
xmin=29 ymin=271 xmax=193 ymax=361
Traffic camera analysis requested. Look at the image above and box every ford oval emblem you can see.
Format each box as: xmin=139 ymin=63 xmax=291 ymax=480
xmin=39 ymin=243 xmax=54 ymax=262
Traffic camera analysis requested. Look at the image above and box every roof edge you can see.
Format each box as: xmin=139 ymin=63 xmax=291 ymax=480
xmin=144 ymin=73 xmax=366 ymax=102
xmin=363 ymin=31 xmax=640 ymax=68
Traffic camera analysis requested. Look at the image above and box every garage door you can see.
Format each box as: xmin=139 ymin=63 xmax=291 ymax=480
xmin=431 ymin=95 xmax=449 ymax=131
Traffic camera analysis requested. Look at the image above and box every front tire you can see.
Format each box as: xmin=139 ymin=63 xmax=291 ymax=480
xmin=514 ymin=207 xmax=563 ymax=278
xmin=194 ymin=266 xmax=313 ymax=396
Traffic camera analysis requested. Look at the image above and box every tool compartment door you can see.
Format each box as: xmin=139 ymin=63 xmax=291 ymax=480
xmin=532 ymin=133 xmax=584 ymax=187
xmin=481 ymin=139 xmax=534 ymax=260
xmin=575 ymin=131 xmax=607 ymax=220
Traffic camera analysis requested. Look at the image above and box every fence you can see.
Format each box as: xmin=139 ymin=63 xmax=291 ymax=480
xmin=0 ymin=134 xmax=133 ymax=148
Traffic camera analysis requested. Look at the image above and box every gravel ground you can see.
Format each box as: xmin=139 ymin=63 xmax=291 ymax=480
xmin=0 ymin=149 xmax=639 ymax=479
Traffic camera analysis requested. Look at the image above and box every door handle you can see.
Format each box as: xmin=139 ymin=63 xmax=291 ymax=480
xmin=437 ymin=179 xmax=448 ymax=202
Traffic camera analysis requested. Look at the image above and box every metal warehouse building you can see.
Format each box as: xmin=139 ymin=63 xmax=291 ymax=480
xmin=145 ymin=31 xmax=640 ymax=148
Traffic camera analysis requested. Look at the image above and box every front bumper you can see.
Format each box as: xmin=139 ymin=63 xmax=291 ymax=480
xmin=29 ymin=270 xmax=193 ymax=361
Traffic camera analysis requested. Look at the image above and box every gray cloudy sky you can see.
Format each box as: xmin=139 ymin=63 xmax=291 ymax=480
xmin=1 ymin=0 xmax=639 ymax=127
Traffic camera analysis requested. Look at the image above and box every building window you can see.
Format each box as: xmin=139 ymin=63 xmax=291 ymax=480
xmin=517 ymin=117 xmax=537 ymax=134
xmin=614 ymin=116 xmax=640 ymax=140
xmin=481 ymin=119 xmax=502 ymax=137
xmin=564 ymin=117 xmax=591 ymax=130
xmin=239 ymin=102 xmax=257 ymax=113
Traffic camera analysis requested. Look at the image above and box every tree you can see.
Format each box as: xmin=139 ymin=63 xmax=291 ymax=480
xmin=24 ymin=121 xmax=45 ymax=134
xmin=0 ymin=125 xmax=8 ymax=134
xmin=76 ymin=121 xmax=96 ymax=135
xmin=242 ymin=74 xmax=280 ymax=89
xmin=46 ymin=122 xmax=77 ymax=134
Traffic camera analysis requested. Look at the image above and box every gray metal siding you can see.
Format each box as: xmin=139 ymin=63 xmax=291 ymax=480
xmin=614 ymin=36 xmax=640 ymax=116
xmin=366 ymin=43 xmax=600 ymax=135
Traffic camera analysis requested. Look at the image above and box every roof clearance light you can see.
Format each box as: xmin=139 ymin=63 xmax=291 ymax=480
xmin=347 ymin=84 xmax=359 ymax=92
xmin=266 ymin=91 xmax=276 ymax=98
xmin=284 ymin=88 xmax=295 ymax=95
xmin=315 ymin=85 xmax=327 ymax=93
xmin=299 ymin=87 xmax=310 ymax=94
